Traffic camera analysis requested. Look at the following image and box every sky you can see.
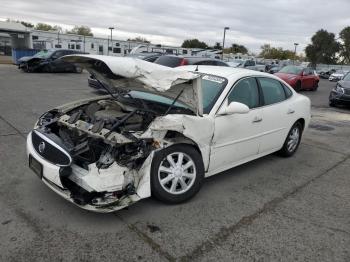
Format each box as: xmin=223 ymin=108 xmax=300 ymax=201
xmin=1 ymin=0 xmax=350 ymax=54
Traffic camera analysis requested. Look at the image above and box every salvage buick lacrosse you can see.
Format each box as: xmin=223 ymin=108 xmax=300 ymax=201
xmin=26 ymin=55 xmax=311 ymax=212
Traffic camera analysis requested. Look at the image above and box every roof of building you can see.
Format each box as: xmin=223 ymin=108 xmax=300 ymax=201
xmin=0 ymin=21 xmax=30 ymax=33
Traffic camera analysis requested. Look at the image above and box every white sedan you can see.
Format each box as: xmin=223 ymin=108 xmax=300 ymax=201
xmin=26 ymin=55 xmax=311 ymax=212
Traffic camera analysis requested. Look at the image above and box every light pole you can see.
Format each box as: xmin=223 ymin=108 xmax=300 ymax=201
xmin=294 ymin=43 xmax=299 ymax=64
xmin=222 ymin=27 xmax=230 ymax=60
xmin=108 ymin=27 xmax=114 ymax=55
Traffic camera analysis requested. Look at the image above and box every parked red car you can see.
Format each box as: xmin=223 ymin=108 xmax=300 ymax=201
xmin=274 ymin=66 xmax=319 ymax=91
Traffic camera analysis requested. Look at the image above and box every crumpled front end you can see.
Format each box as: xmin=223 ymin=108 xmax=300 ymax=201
xmin=26 ymin=97 xmax=163 ymax=212
xmin=26 ymin=92 xmax=215 ymax=212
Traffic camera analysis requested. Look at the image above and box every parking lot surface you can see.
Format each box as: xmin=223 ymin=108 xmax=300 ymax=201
xmin=0 ymin=65 xmax=349 ymax=262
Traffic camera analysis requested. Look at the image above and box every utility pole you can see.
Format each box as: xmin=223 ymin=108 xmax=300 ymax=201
xmin=294 ymin=43 xmax=299 ymax=64
xmin=222 ymin=27 xmax=229 ymax=60
xmin=108 ymin=27 xmax=114 ymax=55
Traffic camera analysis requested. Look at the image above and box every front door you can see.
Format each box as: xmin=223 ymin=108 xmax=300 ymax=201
xmin=301 ymin=68 xmax=314 ymax=89
xmin=209 ymin=77 xmax=263 ymax=174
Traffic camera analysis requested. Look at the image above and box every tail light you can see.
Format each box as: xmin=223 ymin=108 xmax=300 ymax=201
xmin=179 ymin=58 xmax=188 ymax=66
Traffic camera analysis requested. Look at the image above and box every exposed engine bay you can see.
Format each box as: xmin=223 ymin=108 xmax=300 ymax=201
xmin=33 ymin=95 xmax=194 ymax=209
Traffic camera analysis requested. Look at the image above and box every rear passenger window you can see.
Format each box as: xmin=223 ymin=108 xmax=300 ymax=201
xmin=228 ymin=78 xmax=259 ymax=109
xmin=258 ymin=78 xmax=286 ymax=105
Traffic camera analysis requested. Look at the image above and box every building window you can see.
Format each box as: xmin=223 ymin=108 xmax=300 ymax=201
xmin=55 ymin=44 xmax=62 ymax=48
xmin=115 ymin=43 xmax=120 ymax=46
xmin=113 ymin=48 xmax=121 ymax=53
xmin=32 ymin=35 xmax=38 ymax=40
xmin=182 ymin=50 xmax=188 ymax=55
xmin=91 ymin=43 xmax=94 ymax=49
xmin=76 ymin=44 xmax=81 ymax=50
xmin=68 ymin=44 xmax=75 ymax=49
xmin=108 ymin=47 xmax=112 ymax=51
xmin=99 ymin=45 xmax=103 ymax=52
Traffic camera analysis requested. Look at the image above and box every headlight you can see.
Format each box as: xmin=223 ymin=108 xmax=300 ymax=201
xmin=335 ymin=85 xmax=344 ymax=94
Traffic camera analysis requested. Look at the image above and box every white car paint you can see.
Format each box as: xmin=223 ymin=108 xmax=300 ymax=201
xmin=26 ymin=56 xmax=311 ymax=212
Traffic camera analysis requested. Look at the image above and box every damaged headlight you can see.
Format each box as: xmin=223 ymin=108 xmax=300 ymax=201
xmin=335 ymin=85 xmax=344 ymax=94
xmin=35 ymin=109 xmax=61 ymax=128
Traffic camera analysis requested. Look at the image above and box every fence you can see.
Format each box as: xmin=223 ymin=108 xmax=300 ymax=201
xmin=316 ymin=64 xmax=350 ymax=71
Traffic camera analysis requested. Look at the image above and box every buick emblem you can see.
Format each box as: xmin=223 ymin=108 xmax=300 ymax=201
xmin=38 ymin=142 xmax=46 ymax=153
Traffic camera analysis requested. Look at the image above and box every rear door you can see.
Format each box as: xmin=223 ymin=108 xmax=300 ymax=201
xmin=257 ymin=77 xmax=295 ymax=153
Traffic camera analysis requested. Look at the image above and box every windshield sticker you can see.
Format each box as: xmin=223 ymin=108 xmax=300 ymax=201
xmin=202 ymin=75 xmax=225 ymax=84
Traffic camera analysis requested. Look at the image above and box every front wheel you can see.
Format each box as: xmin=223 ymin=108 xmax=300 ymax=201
xmin=278 ymin=122 xmax=303 ymax=157
xmin=151 ymin=144 xmax=204 ymax=204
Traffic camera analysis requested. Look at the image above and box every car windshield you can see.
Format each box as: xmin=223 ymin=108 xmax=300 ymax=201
xmin=343 ymin=72 xmax=350 ymax=81
xmin=279 ymin=66 xmax=303 ymax=75
xmin=126 ymin=74 xmax=227 ymax=114
xmin=33 ymin=50 xmax=55 ymax=59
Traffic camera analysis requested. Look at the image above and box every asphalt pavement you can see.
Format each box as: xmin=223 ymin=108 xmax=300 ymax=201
xmin=0 ymin=65 xmax=349 ymax=262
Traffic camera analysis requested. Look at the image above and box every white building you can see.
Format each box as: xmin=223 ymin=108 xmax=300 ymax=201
xmin=0 ymin=21 xmax=196 ymax=57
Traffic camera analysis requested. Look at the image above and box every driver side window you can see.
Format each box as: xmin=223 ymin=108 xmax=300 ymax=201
xmin=227 ymin=77 xmax=259 ymax=109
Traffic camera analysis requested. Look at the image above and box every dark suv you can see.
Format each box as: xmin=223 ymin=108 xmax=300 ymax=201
xmin=18 ymin=49 xmax=86 ymax=73
xmin=154 ymin=55 xmax=229 ymax=68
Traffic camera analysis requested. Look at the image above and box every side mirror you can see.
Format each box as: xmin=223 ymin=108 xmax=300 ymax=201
xmin=218 ymin=101 xmax=249 ymax=115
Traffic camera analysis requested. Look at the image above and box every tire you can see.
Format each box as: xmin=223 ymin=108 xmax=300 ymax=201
xmin=75 ymin=66 xmax=83 ymax=73
xmin=295 ymin=81 xmax=301 ymax=92
xmin=312 ymin=81 xmax=319 ymax=91
xmin=278 ymin=122 xmax=303 ymax=157
xmin=329 ymin=101 xmax=336 ymax=107
xmin=151 ymin=144 xmax=204 ymax=204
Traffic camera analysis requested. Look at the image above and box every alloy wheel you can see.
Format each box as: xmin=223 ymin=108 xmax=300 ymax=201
xmin=287 ymin=127 xmax=300 ymax=153
xmin=158 ymin=152 xmax=196 ymax=195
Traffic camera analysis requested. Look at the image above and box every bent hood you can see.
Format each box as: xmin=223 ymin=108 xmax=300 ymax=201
xmin=62 ymin=55 xmax=203 ymax=115
xmin=18 ymin=56 xmax=34 ymax=63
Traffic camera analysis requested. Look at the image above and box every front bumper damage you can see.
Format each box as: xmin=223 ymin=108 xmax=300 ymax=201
xmin=26 ymin=131 xmax=153 ymax=213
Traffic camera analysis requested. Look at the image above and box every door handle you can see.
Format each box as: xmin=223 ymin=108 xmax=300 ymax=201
xmin=252 ymin=116 xmax=262 ymax=123
xmin=287 ymin=109 xmax=295 ymax=114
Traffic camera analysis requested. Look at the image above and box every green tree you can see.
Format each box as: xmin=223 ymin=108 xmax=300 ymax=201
xmin=259 ymin=44 xmax=297 ymax=60
xmin=6 ymin=18 xmax=34 ymax=28
xmin=229 ymin=43 xmax=248 ymax=54
xmin=127 ymin=37 xmax=150 ymax=43
xmin=339 ymin=26 xmax=350 ymax=64
xmin=35 ymin=23 xmax=54 ymax=31
xmin=213 ymin=42 xmax=222 ymax=49
xmin=181 ymin=39 xmax=208 ymax=49
xmin=305 ymin=29 xmax=340 ymax=65
xmin=21 ymin=21 xmax=34 ymax=28
xmin=66 ymin=25 xmax=93 ymax=36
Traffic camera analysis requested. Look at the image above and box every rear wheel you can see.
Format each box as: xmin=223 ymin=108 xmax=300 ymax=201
xmin=278 ymin=122 xmax=303 ymax=157
xmin=329 ymin=100 xmax=336 ymax=107
xmin=151 ymin=144 xmax=204 ymax=204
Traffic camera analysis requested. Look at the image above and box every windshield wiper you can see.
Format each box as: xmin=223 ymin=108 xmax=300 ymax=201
xmin=164 ymin=88 xmax=185 ymax=115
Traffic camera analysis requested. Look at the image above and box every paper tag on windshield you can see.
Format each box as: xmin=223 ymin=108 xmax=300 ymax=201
xmin=202 ymin=75 xmax=225 ymax=83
